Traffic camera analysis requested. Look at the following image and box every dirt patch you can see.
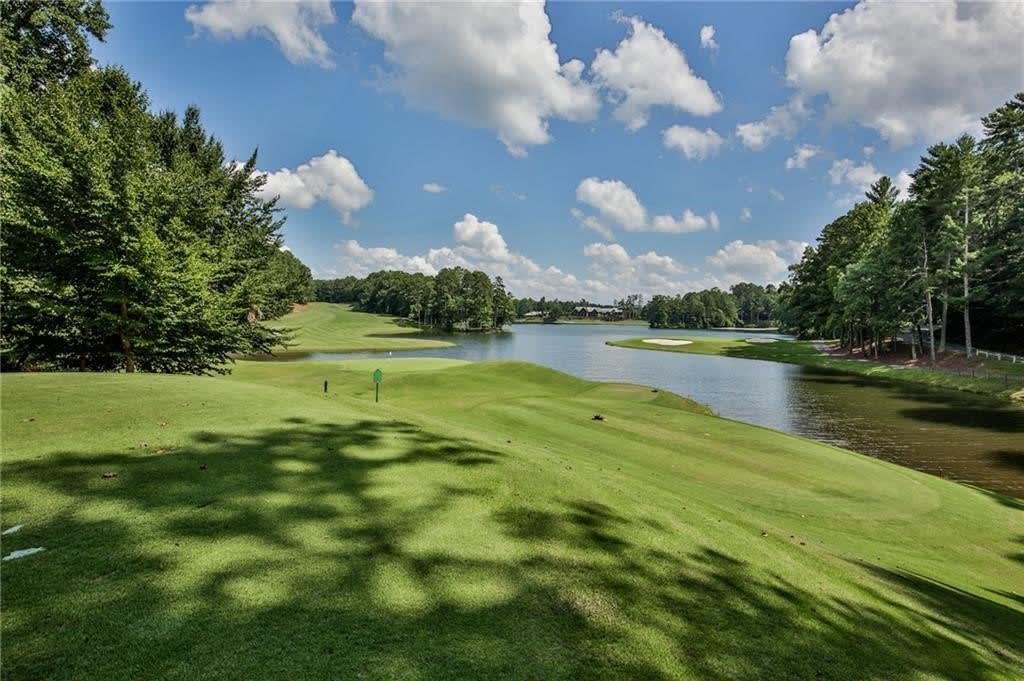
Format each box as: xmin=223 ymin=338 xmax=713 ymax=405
xmin=291 ymin=303 xmax=311 ymax=313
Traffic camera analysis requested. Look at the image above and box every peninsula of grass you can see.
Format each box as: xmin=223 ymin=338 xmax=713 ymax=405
xmin=265 ymin=302 xmax=454 ymax=354
xmin=609 ymin=336 xmax=1024 ymax=402
xmin=3 ymin=360 xmax=1022 ymax=679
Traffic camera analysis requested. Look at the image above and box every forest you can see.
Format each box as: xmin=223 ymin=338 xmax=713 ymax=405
xmin=781 ymin=93 xmax=1024 ymax=357
xmin=0 ymin=2 xmax=313 ymax=373
xmin=313 ymin=269 xmax=516 ymax=331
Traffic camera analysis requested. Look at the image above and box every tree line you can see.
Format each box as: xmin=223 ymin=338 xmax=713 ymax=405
xmin=781 ymin=93 xmax=1024 ymax=358
xmin=314 ymin=269 xmax=516 ymax=331
xmin=1 ymin=1 xmax=313 ymax=373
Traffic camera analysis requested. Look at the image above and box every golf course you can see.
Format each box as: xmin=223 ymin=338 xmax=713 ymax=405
xmin=3 ymin=307 xmax=1023 ymax=680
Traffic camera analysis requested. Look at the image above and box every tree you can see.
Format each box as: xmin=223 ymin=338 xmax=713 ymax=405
xmin=866 ymin=175 xmax=899 ymax=208
xmin=0 ymin=0 xmax=111 ymax=90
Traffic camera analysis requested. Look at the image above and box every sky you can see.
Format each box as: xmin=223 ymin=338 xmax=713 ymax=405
xmin=91 ymin=1 xmax=1023 ymax=301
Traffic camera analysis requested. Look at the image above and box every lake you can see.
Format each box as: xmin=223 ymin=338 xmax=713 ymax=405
xmin=299 ymin=323 xmax=1024 ymax=498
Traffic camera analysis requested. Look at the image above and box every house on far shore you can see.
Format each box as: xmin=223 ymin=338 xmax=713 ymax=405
xmin=521 ymin=310 xmax=546 ymax=319
xmin=572 ymin=305 xmax=623 ymax=320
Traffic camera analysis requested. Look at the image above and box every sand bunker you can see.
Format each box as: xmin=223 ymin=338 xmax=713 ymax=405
xmin=642 ymin=339 xmax=693 ymax=346
xmin=745 ymin=337 xmax=778 ymax=344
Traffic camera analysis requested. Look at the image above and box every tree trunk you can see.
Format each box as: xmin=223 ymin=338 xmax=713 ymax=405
xmin=922 ymin=240 xmax=936 ymax=366
xmin=962 ymin=199 xmax=973 ymax=358
xmin=119 ymin=299 xmax=135 ymax=373
xmin=939 ymin=250 xmax=950 ymax=353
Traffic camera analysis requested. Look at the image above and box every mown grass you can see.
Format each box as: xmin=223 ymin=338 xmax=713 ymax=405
xmin=609 ymin=337 xmax=1024 ymax=402
xmin=2 ymin=360 xmax=1022 ymax=679
xmin=265 ymin=302 xmax=453 ymax=354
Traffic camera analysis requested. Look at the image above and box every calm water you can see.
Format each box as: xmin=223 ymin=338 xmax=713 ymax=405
xmin=301 ymin=323 xmax=1024 ymax=498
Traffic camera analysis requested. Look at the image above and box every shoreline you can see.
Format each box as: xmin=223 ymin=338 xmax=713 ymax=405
xmin=608 ymin=337 xmax=1024 ymax=403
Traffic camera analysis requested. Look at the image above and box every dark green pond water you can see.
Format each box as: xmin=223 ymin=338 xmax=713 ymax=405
xmin=299 ymin=323 xmax=1024 ymax=498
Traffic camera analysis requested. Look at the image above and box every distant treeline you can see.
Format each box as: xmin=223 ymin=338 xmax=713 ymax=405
xmin=1 ymin=2 xmax=314 ymax=373
xmin=515 ymin=283 xmax=782 ymax=328
xmin=781 ymin=93 xmax=1023 ymax=356
xmin=314 ymin=269 xmax=515 ymax=331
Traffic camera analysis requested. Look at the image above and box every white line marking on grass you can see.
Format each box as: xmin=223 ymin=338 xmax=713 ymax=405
xmin=2 ymin=525 xmax=23 ymax=535
xmin=3 ymin=547 xmax=45 ymax=561
xmin=642 ymin=339 xmax=693 ymax=346
xmin=745 ymin=338 xmax=778 ymax=343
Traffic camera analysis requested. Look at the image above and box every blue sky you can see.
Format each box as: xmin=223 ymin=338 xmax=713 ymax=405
xmin=91 ymin=1 xmax=1022 ymax=301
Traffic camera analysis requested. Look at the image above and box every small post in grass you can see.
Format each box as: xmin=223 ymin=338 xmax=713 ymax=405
xmin=323 ymin=379 xmax=328 ymax=394
xmin=373 ymin=368 xmax=383 ymax=403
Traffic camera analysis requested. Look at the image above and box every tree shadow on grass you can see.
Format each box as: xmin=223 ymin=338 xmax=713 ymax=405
xmin=2 ymin=417 xmax=1022 ymax=680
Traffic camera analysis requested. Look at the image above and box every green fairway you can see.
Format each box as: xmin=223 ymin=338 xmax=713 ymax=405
xmin=609 ymin=337 xmax=1024 ymax=402
xmin=2 ymin=360 xmax=1022 ymax=680
xmin=266 ymin=302 xmax=454 ymax=354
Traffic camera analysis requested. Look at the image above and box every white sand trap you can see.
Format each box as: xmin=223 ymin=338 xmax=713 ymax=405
xmin=642 ymin=339 xmax=693 ymax=346
xmin=3 ymin=547 xmax=45 ymax=561
xmin=2 ymin=525 xmax=23 ymax=536
xmin=745 ymin=337 xmax=778 ymax=344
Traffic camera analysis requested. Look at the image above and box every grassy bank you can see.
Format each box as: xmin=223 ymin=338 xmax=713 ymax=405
xmin=3 ymin=360 xmax=1022 ymax=679
xmin=266 ymin=302 xmax=453 ymax=354
xmin=609 ymin=337 xmax=1024 ymax=402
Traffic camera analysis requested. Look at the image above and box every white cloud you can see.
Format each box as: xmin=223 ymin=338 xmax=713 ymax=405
xmin=699 ymin=25 xmax=718 ymax=52
xmin=895 ymin=169 xmax=913 ymax=199
xmin=768 ymin=188 xmax=785 ymax=202
xmin=259 ymin=150 xmax=373 ymax=224
xmin=453 ymin=214 xmax=513 ymax=262
xmin=592 ymin=15 xmax=721 ymax=131
xmin=740 ymin=207 xmax=752 ymax=222
xmin=862 ymin=146 xmax=875 ymax=158
xmin=650 ymin=210 xmax=711 ymax=234
xmin=352 ymin=1 xmax=599 ymax=156
xmin=422 ymin=182 xmax=446 ymax=194
xmin=185 ymin=0 xmax=335 ymax=67
xmin=785 ymin=144 xmax=821 ymax=170
xmin=662 ymin=125 xmax=724 ymax=161
xmin=706 ymin=239 xmax=807 ymax=283
xmin=575 ymin=177 xmax=717 ymax=235
xmin=736 ymin=97 xmax=807 ymax=150
xmin=583 ymin=242 xmax=696 ymax=296
xmin=829 ymin=159 xmax=881 ymax=193
xmin=570 ymin=208 xmax=614 ymax=240
xmin=575 ymin=178 xmax=647 ymax=231
xmin=785 ymin=1 xmax=1024 ymax=147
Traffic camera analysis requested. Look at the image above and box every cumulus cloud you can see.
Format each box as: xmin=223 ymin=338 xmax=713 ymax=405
xmin=706 ymin=239 xmax=807 ymax=283
xmin=699 ymin=25 xmax=718 ymax=52
xmin=576 ymin=178 xmax=647 ymax=231
xmin=785 ymin=1 xmax=1024 ymax=146
xmin=258 ymin=150 xmax=373 ymax=224
xmin=592 ymin=15 xmax=721 ymax=131
xmin=352 ymin=1 xmax=599 ymax=156
xmin=575 ymin=177 xmax=717 ymax=235
xmin=740 ymin=207 xmax=752 ymax=222
xmin=829 ymin=159 xmax=881 ymax=193
xmin=583 ymin=242 xmax=698 ymax=296
xmin=422 ymin=182 xmax=446 ymax=194
xmin=662 ymin=125 xmax=724 ymax=161
xmin=185 ymin=0 xmax=336 ymax=66
xmin=785 ymin=144 xmax=821 ymax=170
xmin=895 ymin=170 xmax=913 ymax=199
xmin=736 ymin=97 xmax=807 ymax=150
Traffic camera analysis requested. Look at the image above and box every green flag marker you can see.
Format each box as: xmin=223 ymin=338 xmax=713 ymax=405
xmin=373 ymin=369 xmax=383 ymax=402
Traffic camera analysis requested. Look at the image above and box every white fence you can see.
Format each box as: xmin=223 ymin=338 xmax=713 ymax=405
xmin=970 ymin=348 xmax=1023 ymax=364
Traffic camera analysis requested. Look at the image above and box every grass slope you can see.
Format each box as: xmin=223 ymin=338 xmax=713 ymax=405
xmin=609 ymin=337 xmax=1024 ymax=402
xmin=2 ymin=362 xmax=1022 ymax=679
xmin=266 ymin=303 xmax=454 ymax=354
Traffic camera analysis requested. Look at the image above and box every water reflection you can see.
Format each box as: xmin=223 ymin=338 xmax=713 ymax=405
xmin=296 ymin=323 xmax=1023 ymax=497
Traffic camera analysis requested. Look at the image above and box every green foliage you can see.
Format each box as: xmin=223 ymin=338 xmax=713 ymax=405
xmin=1 ymin=60 xmax=311 ymax=372
xmin=644 ymin=288 xmax=741 ymax=329
xmin=782 ymin=93 xmax=1024 ymax=353
xmin=0 ymin=0 xmax=110 ymax=90
xmin=313 ymin=268 xmax=514 ymax=332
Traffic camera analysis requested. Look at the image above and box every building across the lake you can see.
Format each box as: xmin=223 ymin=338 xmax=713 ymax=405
xmin=572 ymin=305 xmax=622 ymax=320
